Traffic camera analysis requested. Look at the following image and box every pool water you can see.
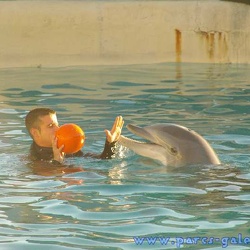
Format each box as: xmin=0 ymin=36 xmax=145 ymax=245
xmin=0 ymin=63 xmax=250 ymax=249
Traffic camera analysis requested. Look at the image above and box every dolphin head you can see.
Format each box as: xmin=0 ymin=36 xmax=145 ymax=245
xmin=118 ymin=123 xmax=220 ymax=167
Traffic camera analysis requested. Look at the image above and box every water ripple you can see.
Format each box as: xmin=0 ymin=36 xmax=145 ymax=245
xmin=0 ymin=63 xmax=249 ymax=249
xmin=64 ymin=184 xmax=207 ymax=196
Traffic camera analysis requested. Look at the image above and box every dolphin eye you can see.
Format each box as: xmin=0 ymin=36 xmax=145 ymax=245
xmin=170 ymin=147 xmax=178 ymax=155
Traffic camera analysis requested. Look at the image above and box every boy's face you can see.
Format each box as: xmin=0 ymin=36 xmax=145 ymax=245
xmin=32 ymin=113 xmax=59 ymax=147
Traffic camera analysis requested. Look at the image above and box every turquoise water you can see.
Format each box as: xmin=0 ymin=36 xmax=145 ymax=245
xmin=0 ymin=63 xmax=249 ymax=249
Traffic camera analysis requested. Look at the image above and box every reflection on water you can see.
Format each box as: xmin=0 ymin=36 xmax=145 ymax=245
xmin=0 ymin=63 xmax=249 ymax=249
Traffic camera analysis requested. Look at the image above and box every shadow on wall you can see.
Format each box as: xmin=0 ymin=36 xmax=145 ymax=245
xmin=222 ymin=0 xmax=250 ymax=4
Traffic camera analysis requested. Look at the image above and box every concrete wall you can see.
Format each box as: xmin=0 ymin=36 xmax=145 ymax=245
xmin=0 ymin=1 xmax=249 ymax=68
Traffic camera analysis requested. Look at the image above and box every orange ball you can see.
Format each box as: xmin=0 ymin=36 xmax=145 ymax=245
xmin=55 ymin=123 xmax=85 ymax=154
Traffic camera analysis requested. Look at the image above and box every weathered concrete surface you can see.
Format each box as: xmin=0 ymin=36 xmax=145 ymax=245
xmin=0 ymin=1 xmax=249 ymax=68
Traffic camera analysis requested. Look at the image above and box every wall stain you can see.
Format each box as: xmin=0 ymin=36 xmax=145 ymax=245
xmin=175 ymin=29 xmax=182 ymax=63
xmin=196 ymin=30 xmax=229 ymax=62
xmin=174 ymin=29 xmax=182 ymax=79
xmin=208 ymin=32 xmax=215 ymax=60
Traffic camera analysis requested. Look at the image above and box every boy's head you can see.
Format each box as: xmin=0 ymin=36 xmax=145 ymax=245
xmin=25 ymin=108 xmax=59 ymax=147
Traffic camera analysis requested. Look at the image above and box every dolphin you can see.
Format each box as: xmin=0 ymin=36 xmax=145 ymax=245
xmin=118 ymin=123 xmax=220 ymax=167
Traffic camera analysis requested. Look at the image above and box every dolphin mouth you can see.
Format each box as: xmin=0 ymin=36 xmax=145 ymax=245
xmin=120 ymin=132 xmax=157 ymax=146
xmin=118 ymin=124 xmax=168 ymax=165
xmin=126 ymin=124 xmax=177 ymax=156
xmin=118 ymin=124 xmax=164 ymax=148
xmin=126 ymin=124 xmax=155 ymax=142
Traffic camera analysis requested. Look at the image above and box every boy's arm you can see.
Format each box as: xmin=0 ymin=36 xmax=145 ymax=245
xmin=51 ymin=116 xmax=124 ymax=160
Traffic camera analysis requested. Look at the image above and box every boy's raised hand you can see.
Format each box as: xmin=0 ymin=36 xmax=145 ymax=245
xmin=104 ymin=116 xmax=124 ymax=143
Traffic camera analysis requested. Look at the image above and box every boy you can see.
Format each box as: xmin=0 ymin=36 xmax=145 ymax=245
xmin=25 ymin=108 xmax=124 ymax=165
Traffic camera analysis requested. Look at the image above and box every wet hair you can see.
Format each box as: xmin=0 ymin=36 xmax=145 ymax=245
xmin=25 ymin=108 xmax=56 ymax=137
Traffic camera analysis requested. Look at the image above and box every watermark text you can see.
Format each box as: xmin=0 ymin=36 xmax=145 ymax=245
xmin=133 ymin=233 xmax=250 ymax=248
